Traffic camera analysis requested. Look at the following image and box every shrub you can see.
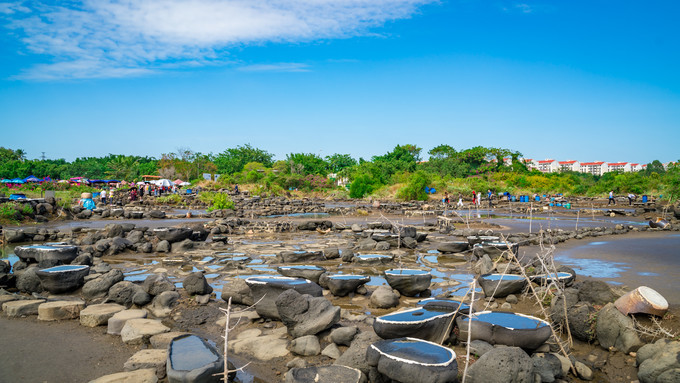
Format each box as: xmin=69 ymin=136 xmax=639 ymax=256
xmin=349 ymin=174 xmax=380 ymax=198
xmin=396 ymin=170 xmax=431 ymax=201
xmin=157 ymin=194 xmax=182 ymax=204
xmin=21 ymin=203 xmax=34 ymax=215
xmin=200 ymin=192 xmax=235 ymax=211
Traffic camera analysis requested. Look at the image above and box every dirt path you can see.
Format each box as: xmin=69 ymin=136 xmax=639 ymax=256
xmin=0 ymin=316 xmax=140 ymax=383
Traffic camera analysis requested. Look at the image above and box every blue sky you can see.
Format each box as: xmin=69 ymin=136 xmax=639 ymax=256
xmin=0 ymin=1 xmax=678 ymax=164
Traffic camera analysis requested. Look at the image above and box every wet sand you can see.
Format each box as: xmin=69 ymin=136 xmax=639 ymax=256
xmin=553 ymin=231 xmax=680 ymax=304
xmin=0 ymin=316 xmax=140 ymax=383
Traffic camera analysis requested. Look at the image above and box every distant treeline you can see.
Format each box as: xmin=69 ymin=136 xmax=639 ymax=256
xmin=0 ymin=145 xmax=677 ymax=200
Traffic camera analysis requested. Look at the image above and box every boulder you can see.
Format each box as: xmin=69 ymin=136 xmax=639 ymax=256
xmin=290 ymin=335 xmax=321 ymax=356
xmin=170 ymin=238 xmax=194 ymax=253
xmin=277 ymin=265 xmax=327 ymax=284
xmin=220 ymin=278 xmax=254 ymax=306
xmin=596 ymin=303 xmax=643 ymax=353
xmin=578 ymin=280 xmax=619 ymax=305
xmin=567 ymin=303 xmax=597 ymax=342
xmin=228 ymin=328 xmax=290 ymax=361
xmin=152 ymin=227 xmax=193 ymax=243
xmin=246 ymin=276 xmax=323 ymax=319
xmin=369 ymin=286 xmax=400 ymax=309
xmin=277 ymin=250 xmax=325 ymax=263
xmin=334 ymin=331 xmax=381 ymax=374
xmin=148 ymin=291 xmax=180 ymax=318
xmin=80 ymin=303 xmax=126 ymax=327
xmin=89 ymin=368 xmax=158 ymax=383
xmin=124 ymin=349 xmax=167 ymax=379
xmin=83 ymin=269 xmax=124 ymax=299
xmin=437 ymin=241 xmax=470 ymax=253
xmin=182 ymin=272 xmax=213 ymax=295
xmin=106 ymin=281 xmax=152 ymax=307
xmin=120 ymin=318 xmax=170 ymax=345
xmin=15 ymin=266 xmax=44 ymax=294
xmin=142 ymin=274 xmax=176 ymax=296
xmin=331 ymin=326 xmax=359 ymax=346
xmin=275 ymin=289 xmax=340 ymax=338
xmin=108 ymin=309 xmax=148 ymax=336
xmin=156 ymin=240 xmax=170 ymax=253
xmin=637 ymin=339 xmax=680 ymax=383
xmin=2 ymin=299 xmax=45 ymax=317
xmin=37 ymin=300 xmax=85 ymax=321
xmin=531 ymin=353 xmax=563 ymax=382
xmin=326 ymin=275 xmax=370 ymax=297
xmin=465 ymin=346 xmax=533 ymax=383
xmin=322 ymin=343 xmax=342 ymax=359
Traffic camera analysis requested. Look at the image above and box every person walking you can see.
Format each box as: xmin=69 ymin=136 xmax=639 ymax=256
xmin=443 ymin=192 xmax=450 ymax=206
xmin=100 ymin=189 xmax=107 ymax=205
xmin=608 ymin=190 xmax=616 ymax=205
xmin=487 ymin=189 xmax=493 ymax=208
xmin=457 ymin=194 xmax=464 ymax=208
xmin=472 ymin=191 xmax=476 ymax=205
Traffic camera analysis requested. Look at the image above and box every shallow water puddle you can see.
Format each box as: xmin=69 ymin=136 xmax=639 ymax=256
xmin=554 ymin=256 xmax=629 ymax=279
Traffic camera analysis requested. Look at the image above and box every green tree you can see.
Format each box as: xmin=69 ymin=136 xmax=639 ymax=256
xmin=214 ymin=144 xmax=274 ymax=174
xmin=325 ymin=153 xmax=357 ymax=173
xmin=286 ymin=153 xmax=328 ymax=175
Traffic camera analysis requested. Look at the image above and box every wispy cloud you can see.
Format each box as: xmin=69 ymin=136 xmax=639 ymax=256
xmin=238 ymin=62 xmax=310 ymax=73
xmin=0 ymin=0 xmax=435 ymax=80
xmin=514 ymin=3 xmax=532 ymax=13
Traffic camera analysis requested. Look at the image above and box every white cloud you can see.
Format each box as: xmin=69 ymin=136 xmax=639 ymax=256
xmin=515 ymin=3 xmax=532 ymax=13
xmin=238 ymin=62 xmax=310 ymax=72
xmin=1 ymin=0 xmax=435 ymax=80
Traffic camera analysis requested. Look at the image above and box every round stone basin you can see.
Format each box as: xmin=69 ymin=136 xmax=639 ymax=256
xmin=481 ymin=274 xmax=524 ymax=281
xmin=169 ymin=335 xmax=219 ymax=370
xmin=355 ymin=254 xmax=393 ymax=264
xmin=467 ymin=236 xmax=500 ymax=245
xmin=378 ymin=307 xmax=452 ymax=323
xmin=14 ymin=244 xmax=78 ymax=263
xmin=246 ymin=276 xmax=312 ymax=286
xmin=279 ymin=265 xmax=325 ymax=271
xmin=327 ymin=275 xmax=370 ymax=282
xmin=385 ymin=269 xmax=429 ymax=276
xmin=39 ymin=265 xmax=89 ymax=273
xmin=417 ymin=298 xmax=471 ymax=313
xmin=531 ymin=271 xmax=574 ymax=283
xmin=370 ymin=338 xmax=456 ymax=365
xmin=463 ymin=311 xmax=549 ymax=330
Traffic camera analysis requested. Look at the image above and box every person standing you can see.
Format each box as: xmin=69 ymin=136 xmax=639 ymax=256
xmin=487 ymin=189 xmax=493 ymax=208
xmin=457 ymin=194 xmax=464 ymax=208
xmin=608 ymin=190 xmax=616 ymax=205
xmin=100 ymin=189 xmax=107 ymax=205
xmin=443 ymin=192 xmax=450 ymax=206
xmin=628 ymin=193 xmax=635 ymax=206
xmin=472 ymin=191 xmax=476 ymax=205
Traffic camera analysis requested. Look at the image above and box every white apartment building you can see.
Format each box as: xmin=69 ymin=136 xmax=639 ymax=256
xmin=580 ymin=161 xmax=608 ymax=175
xmin=558 ymin=160 xmax=580 ymax=172
xmin=607 ymin=162 xmax=632 ymax=172
xmin=537 ymin=159 xmax=559 ymax=173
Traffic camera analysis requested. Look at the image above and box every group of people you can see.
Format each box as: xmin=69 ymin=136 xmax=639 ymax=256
xmin=443 ymin=189 xmax=492 ymax=209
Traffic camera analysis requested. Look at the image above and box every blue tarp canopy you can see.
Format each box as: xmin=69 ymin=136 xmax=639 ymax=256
xmin=88 ymin=179 xmax=120 ymax=184
xmin=23 ymin=175 xmax=41 ymax=182
xmin=9 ymin=178 xmax=24 ymax=184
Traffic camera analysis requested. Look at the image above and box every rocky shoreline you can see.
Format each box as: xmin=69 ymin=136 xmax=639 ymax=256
xmin=1 ymin=196 xmax=680 ymax=382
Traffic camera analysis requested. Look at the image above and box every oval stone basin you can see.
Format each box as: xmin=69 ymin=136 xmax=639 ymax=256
xmin=457 ymin=311 xmax=551 ymax=350
xmin=374 ymin=307 xmax=456 ymax=343
xmin=36 ymin=265 xmax=90 ymax=294
xmin=167 ymin=334 xmax=225 ymax=382
xmin=473 ymin=242 xmax=519 ymax=259
xmin=277 ymin=265 xmax=327 ymax=283
xmin=467 ymin=236 xmax=501 ymax=245
xmin=367 ymin=338 xmax=458 ymax=383
xmin=384 ymin=269 xmax=432 ymax=297
xmin=531 ymin=272 xmax=575 ymax=286
xmin=416 ymin=298 xmax=471 ymax=314
xmin=14 ymin=244 xmax=78 ymax=263
xmin=436 ymin=241 xmax=470 ymax=253
xmin=354 ymin=254 xmax=393 ymax=265
xmin=478 ymin=273 xmax=527 ymax=298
